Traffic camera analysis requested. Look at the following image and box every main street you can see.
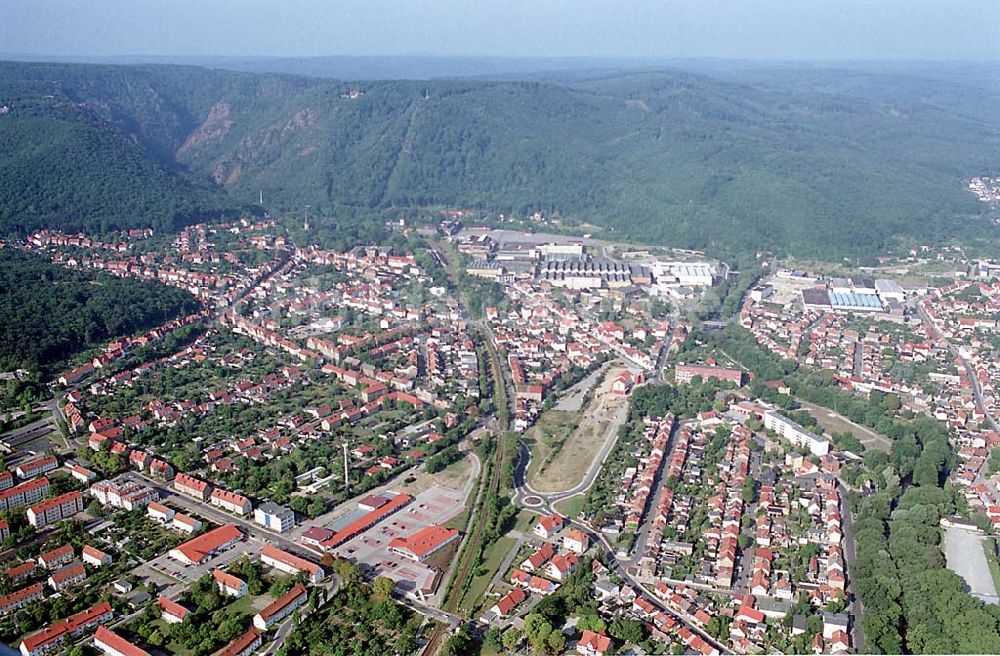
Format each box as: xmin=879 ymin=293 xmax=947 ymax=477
xmin=510 ymin=421 xmax=727 ymax=654
xmin=916 ymin=302 xmax=999 ymax=432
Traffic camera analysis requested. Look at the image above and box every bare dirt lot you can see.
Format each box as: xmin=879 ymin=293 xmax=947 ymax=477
xmin=528 ymin=366 xmax=631 ymax=493
xmin=762 ymin=273 xmax=821 ymax=306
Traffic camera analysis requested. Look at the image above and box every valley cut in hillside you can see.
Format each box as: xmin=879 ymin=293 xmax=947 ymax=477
xmin=0 ymin=61 xmax=998 ymax=258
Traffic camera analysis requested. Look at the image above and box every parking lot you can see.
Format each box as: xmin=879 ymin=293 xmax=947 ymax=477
xmin=329 ymin=486 xmax=465 ymax=597
xmin=944 ymin=525 xmax=1000 ymax=604
xmin=136 ymin=540 xmax=256 ymax=591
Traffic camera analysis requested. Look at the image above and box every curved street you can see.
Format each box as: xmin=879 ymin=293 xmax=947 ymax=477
xmin=510 ymin=420 xmax=727 ymax=655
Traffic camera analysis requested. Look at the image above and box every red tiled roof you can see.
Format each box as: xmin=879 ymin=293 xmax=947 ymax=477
xmin=174 ymin=473 xmax=209 ymax=493
xmin=387 ymin=525 xmax=458 ymax=559
xmin=257 ymin=583 xmax=307 ymax=621
xmin=212 ymin=569 xmax=245 ymax=591
xmin=218 ymin=628 xmax=262 ymax=656
xmin=171 ymin=524 xmax=242 ymax=564
xmin=156 ymin=596 xmax=188 ymax=620
xmin=493 ymin=587 xmax=526 ymax=615
xmin=39 ymin=544 xmax=73 ymax=563
xmin=320 ymin=493 xmax=412 ymax=549
xmin=0 ymin=477 xmax=48 ymax=504
xmin=94 ymin=626 xmax=149 ymax=656
xmin=0 ymin=583 xmax=43 ymax=609
xmin=20 ymin=601 xmax=113 ymax=653
xmin=49 ymin=562 xmax=85 ymax=583
xmin=6 ymin=561 xmax=35 ymax=579
xmin=578 ymin=630 xmax=612 ymax=653
xmin=28 ymin=491 xmax=81 ymax=516
xmin=261 ymin=545 xmax=321 ymax=577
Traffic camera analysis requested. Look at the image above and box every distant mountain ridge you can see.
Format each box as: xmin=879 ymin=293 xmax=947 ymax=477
xmin=0 ymin=60 xmax=997 ymax=257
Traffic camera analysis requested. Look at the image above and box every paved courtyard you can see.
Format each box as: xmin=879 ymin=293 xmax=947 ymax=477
xmin=943 ymin=525 xmax=999 ymax=604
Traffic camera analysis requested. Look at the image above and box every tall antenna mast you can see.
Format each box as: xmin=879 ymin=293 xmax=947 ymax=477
xmin=259 ymin=189 xmax=263 ymax=205
xmin=343 ymin=443 xmax=349 ymax=492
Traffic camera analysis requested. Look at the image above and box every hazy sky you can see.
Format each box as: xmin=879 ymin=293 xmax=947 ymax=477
xmin=2 ymin=0 xmax=998 ymax=61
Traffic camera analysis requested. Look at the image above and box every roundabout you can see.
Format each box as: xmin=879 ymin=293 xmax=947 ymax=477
xmin=522 ymin=495 xmax=544 ymax=507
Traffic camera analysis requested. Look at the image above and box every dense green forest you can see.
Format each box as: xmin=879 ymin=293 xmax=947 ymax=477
xmin=0 ymin=249 xmax=200 ymax=374
xmin=0 ymin=70 xmax=241 ymax=234
xmin=0 ymin=61 xmax=997 ymax=257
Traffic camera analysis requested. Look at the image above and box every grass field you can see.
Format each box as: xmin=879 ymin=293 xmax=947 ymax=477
xmin=983 ymin=538 xmax=1000 ymax=596
xmin=524 ymin=410 xmax=579 ymax=486
xmin=797 ymin=398 xmax=892 ymax=453
xmin=513 ymin=509 xmax=539 ymax=533
xmin=554 ymin=495 xmax=585 ymax=519
xmin=444 ymin=506 xmax=471 ymax=532
xmin=157 ymin=593 xmax=261 ymax=656
xmin=397 ymin=452 xmax=475 ymax=496
xmin=459 ymin=535 xmax=518 ymax=614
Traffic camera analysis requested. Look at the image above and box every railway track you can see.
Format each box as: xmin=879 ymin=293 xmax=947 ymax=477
xmin=422 ymin=327 xmax=510 ymax=654
xmin=420 ymin=239 xmax=513 ymax=655
xmin=420 ymin=435 xmax=505 ymax=655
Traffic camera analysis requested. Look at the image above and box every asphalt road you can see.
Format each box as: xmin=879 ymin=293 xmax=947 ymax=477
xmin=518 ymin=396 xmax=630 ymax=510
xmin=128 ymin=471 xmax=316 ymax=558
xmin=511 ymin=419 xmax=726 ymax=654
xmin=917 ymin=302 xmax=999 ymax=432
xmin=837 ymin=480 xmax=865 ymax=653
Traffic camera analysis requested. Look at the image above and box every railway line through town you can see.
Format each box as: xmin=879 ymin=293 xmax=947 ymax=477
xmin=422 ymin=241 xmax=513 ymax=655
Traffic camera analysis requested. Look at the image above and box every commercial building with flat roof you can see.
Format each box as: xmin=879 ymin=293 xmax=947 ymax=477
xmin=670 ymin=263 xmax=715 ymax=287
xmin=254 ymin=502 xmax=295 ymax=533
xmin=828 ymin=291 xmax=883 ymax=312
xmin=875 ymin=279 xmax=906 ymax=303
xmin=764 ymin=410 xmax=830 ymax=457
xmin=801 ymin=288 xmax=832 ymax=310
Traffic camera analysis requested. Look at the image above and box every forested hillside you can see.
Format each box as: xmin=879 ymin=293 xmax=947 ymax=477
xmin=0 ymin=249 xmax=201 ymax=374
xmin=0 ymin=65 xmax=242 ymax=234
xmin=0 ymin=61 xmax=997 ymax=257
